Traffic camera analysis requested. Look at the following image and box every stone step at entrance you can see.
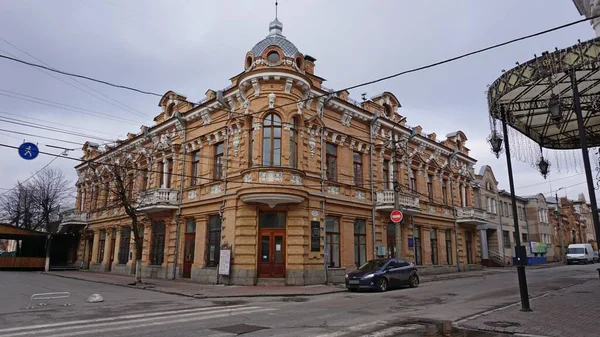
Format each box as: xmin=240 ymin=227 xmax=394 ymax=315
xmin=256 ymin=278 xmax=285 ymax=286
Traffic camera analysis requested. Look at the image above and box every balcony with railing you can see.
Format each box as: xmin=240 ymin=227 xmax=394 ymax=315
xmin=375 ymin=190 xmax=420 ymax=213
xmin=60 ymin=211 xmax=88 ymax=226
xmin=136 ymin=188 xmax=179 ymax=212
xmin=456 ymin=207 xmax=488 ymax=225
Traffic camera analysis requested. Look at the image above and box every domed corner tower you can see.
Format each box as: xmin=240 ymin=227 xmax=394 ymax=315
xmin=244 ymin=17 xmax=306 ymax=75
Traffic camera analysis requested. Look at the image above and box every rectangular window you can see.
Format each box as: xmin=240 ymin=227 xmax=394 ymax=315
xmin=127 ymin=174 xmax=134 ymax=200
xmin=427 ymin=175 xmax=434 ymax=201
xmin=159 ymin=161 xmax=164 ymax=188
xmin=503 ymin=230 xmax=511 ymax=248
xmin=310 ymin=221 xmax=320 ymax=252
xmin=186 ymin=218 xmax=196 ymax=234
xmin=191 ymin=151 xmax=200 ymax=186
xmin=206 ymin=215 xmax=221 ymax=267
xmin=522 ymin=233 xmax=528 ymax=243
xmin=491 ymin=199 xmax=496 ymax=214
xmin=102 ymin=187 xmax=109 ymax=209
xmin=445 ymin=229 xmax=453 ymax=265
xmin=326 ymin=143 xmax=337 ymax=182
xmin=383 ymin=159 xmax=390 ymax=189
xmin=150 ymin=221 xmax=165 ymax=265
xmin=409 ymin=168 xmax=416 ymax=191
xmin=97 ymin=230 xmax=106 ymax=263
xmin=509 ymin=203 xmax=513 ymax=217
xmin=442 ymin=180 xmax=448 ymax=205
xmin=413 ymin=226 xmax=422 ymax=265
xmin=214 ymin=142 xmax=224 ymax=180
xmin=354 ymin=219 xmax=367 ymax=268
xmin=430 ymin=228 xmax=438 ymax=265
xmin=249 ymin=118 xmax=254 ymax=167
xmin=141 ymin=170 xmax=148 ymax=191
xmin=118 ymin=227 xmax=131 ymax=264
xmin=325 ymin=216 xmax=340 ymax=268
xmin=166 ymin=158 xmax=174 ymax=188
xmin=353 ymin=151 xmax=363 ymax=187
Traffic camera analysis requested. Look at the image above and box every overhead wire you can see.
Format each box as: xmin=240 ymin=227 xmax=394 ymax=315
xmin=0 ymin=155 xmax=60 ymax=197
xmin=0 ymin=36 xmax=151 ymax=119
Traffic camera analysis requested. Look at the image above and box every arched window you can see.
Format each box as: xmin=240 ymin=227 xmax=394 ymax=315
xmin=263 ymin=113 xmax=281 ymax=166
xmin=289 ymin=118 xmax=298 ymax=168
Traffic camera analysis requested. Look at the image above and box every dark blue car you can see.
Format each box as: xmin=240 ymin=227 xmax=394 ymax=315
xmin=345 ymin=258 xmax=419 ymax=292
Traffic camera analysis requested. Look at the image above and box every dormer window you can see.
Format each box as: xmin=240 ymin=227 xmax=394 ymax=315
xmin=383 ymin=104 xmax=392 ymax=118
xmin=166 ymin=103 xmax=175 ymax=118
xmin=267 ymin=50 xmax=280 ymax=63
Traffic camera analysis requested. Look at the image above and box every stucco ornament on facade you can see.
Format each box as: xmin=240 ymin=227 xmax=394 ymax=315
xmin=259 ymin=171 xmax=283 ymax=182
xmin=296 ymin=100 xmax=303 ymax=115
xmin=243 ymin=173 xmax=252 ymax=183
xmin=327 ymin=186 xmax=340 ymax=195
xmin=308 ymin=134 xmax=316 ymax=158
xmin=355 ymin=190 xmax=366 ymax=200
xmin=210 ymin=184 xmax=223 ymax=194
xmin=290 ymin=174 xmax=303 ymax=185
xmin=268 ymin=92 xmax=276 ymax=109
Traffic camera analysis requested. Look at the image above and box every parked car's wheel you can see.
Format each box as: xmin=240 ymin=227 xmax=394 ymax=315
xmin=409 ymin=274 xmax=419 ymax=288
xmin=377 ymin=278 xmax=388 ymax=292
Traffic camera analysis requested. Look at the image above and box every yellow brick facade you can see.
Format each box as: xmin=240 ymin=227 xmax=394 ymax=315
xmin=70 ymin=17 xmax=483 ymax=285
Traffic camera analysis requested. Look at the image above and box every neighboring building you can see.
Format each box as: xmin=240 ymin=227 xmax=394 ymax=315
xmin=475 ymin=165 xmax=531 ymax=266
xmin=573 ymin=0 xmax=600 ymax=37
xmin=71 ymin=16 xmax=482 ymax=285
xmin=572 ymin=194 xmax=597 ymax=250
xmin=548 ymin=197 xmax=590 ymax=258
xmin=523 ymin=194 xmax=554 ymax=262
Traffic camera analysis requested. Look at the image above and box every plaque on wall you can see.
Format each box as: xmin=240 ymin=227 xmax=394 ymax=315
xmin=218 ymin=249 xmax=231 ymax=276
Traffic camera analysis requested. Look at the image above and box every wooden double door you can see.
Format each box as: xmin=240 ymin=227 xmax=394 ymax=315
xmin=258 ymin=228 xmax=285 ymax=278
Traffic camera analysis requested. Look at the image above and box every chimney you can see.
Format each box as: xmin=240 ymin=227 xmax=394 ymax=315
xmin=304 ymin=55 xmax=316 ymax=74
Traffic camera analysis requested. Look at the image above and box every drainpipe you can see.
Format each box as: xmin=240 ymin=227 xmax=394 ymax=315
xmin=217 ymin=126 xmax=230 ymax=285
xmin=172 ymin=113 xmax=187 ymax=280
xmin=448 ymin=150 xmax=461 ymax=272
xmin=321 ymin=125 xmax=327 ymax=284
xmin=369 ymin=115 xmax=379 ymax=260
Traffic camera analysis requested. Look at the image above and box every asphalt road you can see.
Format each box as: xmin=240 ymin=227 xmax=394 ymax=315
xmin=0 ymin=263 xmax=597 ymax=337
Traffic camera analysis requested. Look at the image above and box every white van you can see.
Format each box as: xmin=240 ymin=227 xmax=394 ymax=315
xmin=566 ymin=243 xmax=595 ymax=264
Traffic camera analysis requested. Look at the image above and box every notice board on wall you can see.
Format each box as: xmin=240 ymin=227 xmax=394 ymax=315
xmin=218 ymin=249 xmax=231 ymax=275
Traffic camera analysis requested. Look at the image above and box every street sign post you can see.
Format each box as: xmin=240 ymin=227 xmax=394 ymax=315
xmin=18 ymin=142 xmax=39 ymax=160
xmin=390 ymin=210 xmax=403 ymax=223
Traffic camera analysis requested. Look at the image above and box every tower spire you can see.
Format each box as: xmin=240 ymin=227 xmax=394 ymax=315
xmin=275 ymin=1 xmax=278 ymax=19
xmin=268 ymin=1 xmax=283 ymax=36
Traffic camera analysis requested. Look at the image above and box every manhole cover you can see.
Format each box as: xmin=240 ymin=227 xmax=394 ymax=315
xmin=213 ymin=324 xmax=269 ymax=334
xmin=484 ymin=321 xmax=521 ymax=328
xmin=282 ymin=297 xmax=308 ymax=302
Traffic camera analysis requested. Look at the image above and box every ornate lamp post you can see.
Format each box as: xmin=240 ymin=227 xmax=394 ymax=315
xmin=488 ymin=108 xmax=532 ymax=312
xmin=537 ymin=154 xmax=551 ymax=179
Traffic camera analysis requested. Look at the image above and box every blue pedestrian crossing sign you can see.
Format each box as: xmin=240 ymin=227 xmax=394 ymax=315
xmin=18 ymin=142 xmax=39 ymax=160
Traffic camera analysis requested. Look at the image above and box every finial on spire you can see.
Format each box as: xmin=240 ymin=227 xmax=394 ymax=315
xmin=268 ymin=1 xmax=283 ymax=36
xmin=275 ymin=1 xmax=278 ymax=19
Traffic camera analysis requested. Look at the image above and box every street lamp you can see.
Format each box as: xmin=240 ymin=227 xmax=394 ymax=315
xmin=537 ymin=155 xmax=550 ymax=179
xmin=487 ymin=131 xmax=503 ymax=159
xmin=548 ymin=94 xmax=562 ymax=124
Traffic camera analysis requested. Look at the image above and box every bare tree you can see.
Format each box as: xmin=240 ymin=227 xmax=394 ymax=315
xmin=89 ymin=152 xmax=154 ymax=284
xmin=0 ymin=168 xmax=70 ymax=233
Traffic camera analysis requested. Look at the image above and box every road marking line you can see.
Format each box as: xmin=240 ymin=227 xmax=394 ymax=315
xmin=313 ymin=321 xmax=383 ymax=337
xmin=359 ymin=324 xmax=424 ymax=337
xmin=44 ymin=308 xmax=275 ymax=337
xmin=0 ymin=304 xmax=246 ymax=333
xmin=2 ymin=306 xmax=266 ymax=337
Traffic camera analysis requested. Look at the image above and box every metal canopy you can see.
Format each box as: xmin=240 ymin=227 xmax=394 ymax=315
xmin=487 ymin=37 xmax=600 ymax=150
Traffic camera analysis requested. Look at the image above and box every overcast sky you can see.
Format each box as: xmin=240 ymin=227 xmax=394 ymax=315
xmin=0 ymin=0 xmax=598 ymax=205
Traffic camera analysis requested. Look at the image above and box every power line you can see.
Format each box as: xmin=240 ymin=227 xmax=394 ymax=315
xmin=0 ymin=116 xmax=116 ymax=143
xmin=0 ymin=129 xmax=82 ymax=146
xmin=515 ymin=173 xmax=581 ymax=190
xmin=0 ymin=156 xmax=59 ymax=197
xmin=0 ymin=53 xmax=162 ymax=97
xmin=0 ymin=37 xmax=151 ymax=119
xmin=0 ymin=89 xmax=144 ymax=124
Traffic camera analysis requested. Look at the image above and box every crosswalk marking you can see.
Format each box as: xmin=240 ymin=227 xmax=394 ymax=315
xmin=313 ymin=321 xmax=425 ymax=337
xmin=0 ymin=304 xmax=247 ymax=333
xmin=0 ymin=305 xmax=273 ymax=337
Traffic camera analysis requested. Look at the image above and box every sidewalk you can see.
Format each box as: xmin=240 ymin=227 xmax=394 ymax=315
xmin=43 ymin=271 xmax=347 ymax=298
xmin=43 ymin=266 xmax=520 ymax=299
xmin=456 ymin=279 xmax=600 ymax=337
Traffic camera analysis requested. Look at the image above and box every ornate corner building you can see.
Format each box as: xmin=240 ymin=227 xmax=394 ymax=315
xmin=67 ymin=17 xmax=484 ymax=285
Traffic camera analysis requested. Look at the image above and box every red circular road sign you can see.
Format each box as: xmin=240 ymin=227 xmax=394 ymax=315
xmin=390 ymin=210 xmax=403 ymax=223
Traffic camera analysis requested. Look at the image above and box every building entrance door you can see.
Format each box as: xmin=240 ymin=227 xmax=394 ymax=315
xmin=258 ymin=229 xmax=285 ymax=278
xmin=183 ymin=233 xmax=195 ymax=278
xmin=257 ymin=212 xmax=286 ymax=278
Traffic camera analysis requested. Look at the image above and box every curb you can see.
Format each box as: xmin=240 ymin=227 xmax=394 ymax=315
xmin=42 ymin=272 xmax=347 ymax=299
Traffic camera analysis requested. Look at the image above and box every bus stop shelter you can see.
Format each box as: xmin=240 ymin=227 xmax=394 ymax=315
xmin=0 ymin=223 xmax=47 ymax=270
